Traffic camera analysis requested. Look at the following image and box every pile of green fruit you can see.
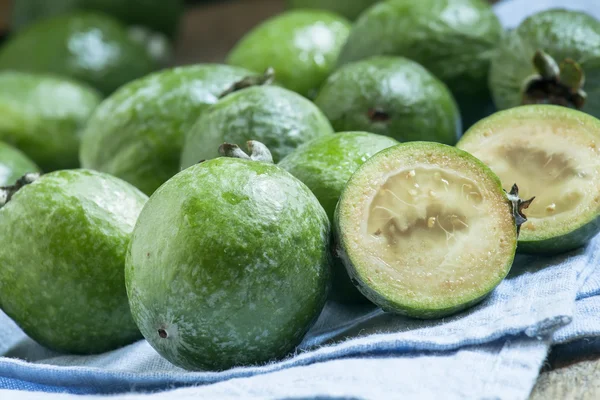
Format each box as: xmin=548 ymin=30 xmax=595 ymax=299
xmin=1 ymin=0 xmax=600 ymax=373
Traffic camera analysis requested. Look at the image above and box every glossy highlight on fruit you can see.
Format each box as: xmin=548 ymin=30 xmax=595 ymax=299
xmin=0 ymin=141 xmax=39 ymax=186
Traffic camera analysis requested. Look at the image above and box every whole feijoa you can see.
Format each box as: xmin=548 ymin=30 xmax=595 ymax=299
xmin=287 ymin=0 xmax=379 ymax=20
xmin=314 ymin=57 xmax=461 ymax=144
xmin=337 ymin=0 xmax=503 ymax=127
xmin=0 ymin=12 xmax=160 ymax=95
xmin=489 ymin=9 xmax=600 ymax=119
xmin=227 ymin=10 xmax=351 ymax=98
xmin=336 ymin=142 xmax=525 ymax=318
xmin=126 ymin=142 xmax=330 ymax=371
xmin=0 ymin=169 xmax=147 ymax=354
xmin=180 ymin=84 xmax=334 ymax=168
xmin=0 ymin=71 xmax=101 ymax=171
xmin=457 ymin=105 xmax=600 ymax=254
xmin=0 ymin=142 xmax=39 ymax=186
xmin=80 ymin=64 xmax=253 ymax=195
xmin=279 ymin=132 xmax=398 ymax=303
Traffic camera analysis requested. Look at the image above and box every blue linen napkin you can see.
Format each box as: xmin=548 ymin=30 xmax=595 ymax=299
xmin=2 ymin=1 xmax=600 ymax=398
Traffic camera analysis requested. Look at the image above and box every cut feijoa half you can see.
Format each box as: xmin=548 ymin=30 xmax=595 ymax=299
xmin=457 ymin=105 xmax=600 ymax=254
xmin=335 ymin=142 xmax=522 ymax=318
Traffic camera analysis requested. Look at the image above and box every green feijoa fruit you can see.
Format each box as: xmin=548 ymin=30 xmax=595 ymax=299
xmin=287 ymin=0 xmax=379 ymax=20
xmin=180 ymin=85 xmax=334 ymax=168
xmin=457 ymin=105 xmax=600 ymax=254
xmin=0 ymin=142 xmax=39 ymax=186
xmin=337 ymin=0 xmax=503 ymax=128
xmin=11 ymin=0 xmax=184 ymax=38
xmin=126 ymin=141 xmax=330 ymax=371
xmin=314 ymin=56 xmax=461 ymax=144
xmin=80 ymin=64 xmax=253 ymax=195
xmin=279 ymin=132 xmax=398 ymax=303
xmin=0 ymin=71 xmax=101 ymax=171
xmin=489 ymin=9 xmax=600 ymax=119
xmin=227 ymin=10 xmax=351 ymax=98
xmin=335 ymin=142 xmax=523 ymax=318
xmin=0 ymin=12 xmax=160 ymax=95
xmin=0 ymin=169 xmax=147 ymax=354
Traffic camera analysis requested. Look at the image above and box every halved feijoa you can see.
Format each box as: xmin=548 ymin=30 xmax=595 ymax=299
xmin=335 ymin=142 xmax=520 ymax=318
xmin=457 ymin=105 xmax=600 ymax=254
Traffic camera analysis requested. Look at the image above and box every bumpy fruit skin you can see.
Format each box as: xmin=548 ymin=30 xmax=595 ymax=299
xmin=0 ymin=72 xmax=101 ymax=171
xmin=227 ymin=10 xmax=351 ymax=98
xmin=0 ymin=169 xmax=147 ymax=354
xmin=457 ymin=105 xmax=600 ymax=254
xmin=11 ymin=0 xmax=183 ymax=38
xmin=489 ymin=10 xmax=600 ymax=119
xmin=80 ymin=64 xmax=252 ymax=195
xmin=279 ymin=132 xmax=398 ymax=303
xmin=0 ymin=141 xmax=39 ymax=186
xmin=314 ymin=57 xmax=461 ymax=144
xmin=337 ymin=0 xmax=503 ymax=127
xmin=335 ymin=142 xmax=517 ymax=318
xmin=181 ymin=86 xmax=334 ymax=168
xmin=126 ymin=158 xmax=330 ymax=371
xmin=287 ymin=0 xmax=379 ymax=20
xmin=0 ymin=12 xmax=159 ymax=95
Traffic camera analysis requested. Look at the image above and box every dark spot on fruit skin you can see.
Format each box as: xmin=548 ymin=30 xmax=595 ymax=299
xmin=147 ymin=252 xmax=151 ymax=258
xmin=368 ymin=108 xmax=391 ymax=122
xmin=158 ymin=328 xmax=168 ymax=338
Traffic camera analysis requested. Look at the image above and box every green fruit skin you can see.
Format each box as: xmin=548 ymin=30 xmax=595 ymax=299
xmin=181 ymin=85 xmax=334 ymax=168
xmin=11 ymin=0 xmax=184 ymax=38
xmin=0 ymin=71 xmax=101 ymax=171
xmin=279 ymin=132 xmax=398 ymax=303
xmin=334 ymin=142 xmax=517 ymax=318
xmin=126 ymin=158 xmax=330 ymax=371
xmin=0 ymin=169 xmax=147 ymax=354
xmin=0 ymin=12 xmax=159 ymax=95
xmin=489 ymin=9 xmax=600 ymax=119
xmin=314 ymin=56 xmax=462 ymax=144
xmin=337 ymin=0 xmax=503 ymax=127
xmin=0 ymin=141 xmax=40 ymax=186
xmin=287 ymin=0 xmax=380 ymax=20
xmin=227 ymin=10 xmax=351 ymax=99
xmin=80 ymin=64 xmax=253 ymax=195
xmin=457 ymin=105 xmax=600 ymax=254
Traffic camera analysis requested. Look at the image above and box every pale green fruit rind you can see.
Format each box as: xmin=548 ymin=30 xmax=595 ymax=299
xmin=227 ymin=10 xmax=351 ymax=98
xmin=180 ymin=85 xmax=334 ymax=168
xmin=0 ymin=141 xmax=40 ymax=186
xmin=11 ymin=0 xmax=184 ymax=38
xmin=279 ymin=131 xmax=398 ymax=303
xmin=314 ymin=56 xmax=462 ymax=144
xmin=0 ymin=12 xmax=159 ymax=95
xmin=336 ymin=0 xmax=503 ymax=126
xmin=287 ymin=0 xmax=380 ymax=20
xmin=489 ymin=9 xmax=600 ymax=119
xmin=126 ymin=158 xmax=330 ymax=371
xmin=335 ymin=142 xmax=517 ymax=318
xmin=80 ymin=64 xmax=253 ymax=195
xmin=457 ymin=105 xmax=600 ymax=254
xmin=0 ymin=169 xmax=147 ymax=354
xmin=0 ymin=71 xmax=101 ymax=171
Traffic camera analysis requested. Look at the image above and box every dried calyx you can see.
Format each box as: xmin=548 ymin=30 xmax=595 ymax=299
xmin=505 ymin=184 xmax=535 ymax=235
xmin=522 ymin=50 xmax=587 ymax=109
xmin=218 ymin=140 xmax=274 ymax=163
xmin=219 ymin=67 xmax=275 ymax=98
xmin=0 ymin=173 xmax=41 ymax=208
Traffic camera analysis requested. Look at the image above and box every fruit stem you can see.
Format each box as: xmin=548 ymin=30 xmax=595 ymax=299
xmin=0 ymin=173 xmax=41 ymax=208
xmin=505 ymin=183 xmax=535 ymax=236
xmin=219 ymin=67 xmax=275 ymax=98
xmin=219 ymin=140 xmax=274 ymax=163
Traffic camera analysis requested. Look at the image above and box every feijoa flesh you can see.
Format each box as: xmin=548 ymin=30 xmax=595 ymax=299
xmin=335 ymin=142 xmax=524 ymax=318
xmin=0 ymin=169 xmax=147 ymax=354
xmin=457 ymin=105 xmax=600 ymax=254
xmin=126 ymin=142 xmax=330 ymax=371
